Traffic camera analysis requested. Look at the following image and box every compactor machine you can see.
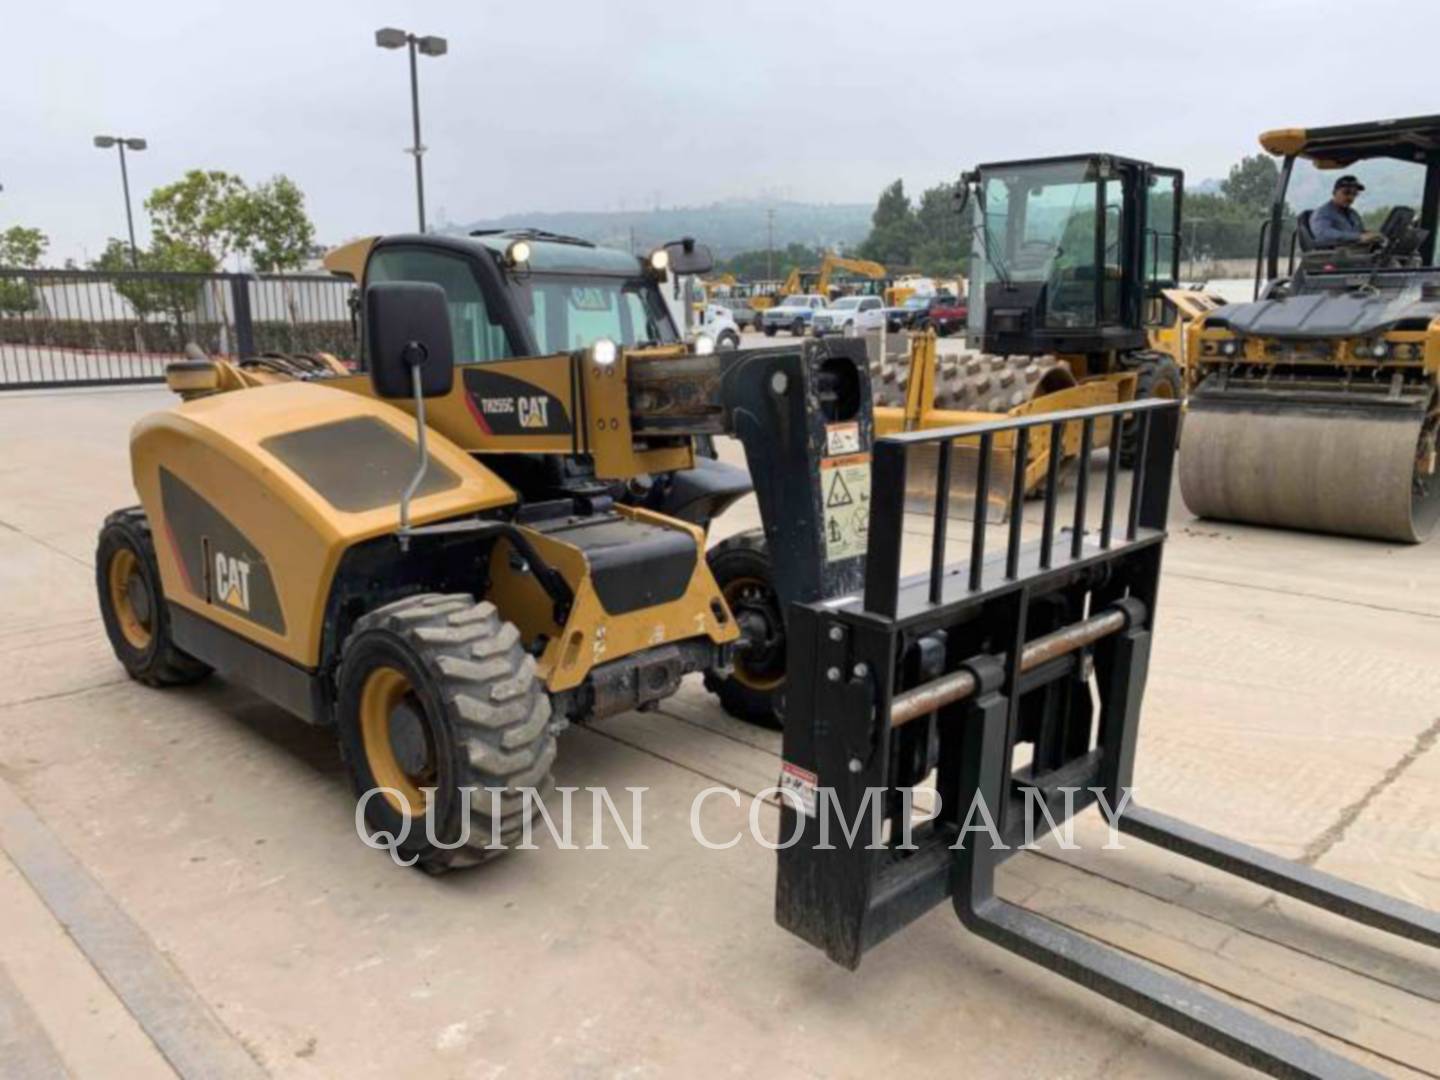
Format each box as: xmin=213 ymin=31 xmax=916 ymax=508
xmin=867 ymin=154 xmax=1197 ymax=518
xmin=1180 ymin=115 xmax=1440 ymax=542
xmin=97 ymin=229 xmax=875 ymax=863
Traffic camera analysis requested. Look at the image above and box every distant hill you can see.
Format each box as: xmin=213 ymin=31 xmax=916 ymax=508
xmin=445 ymin=200 xmax=873 ymax=259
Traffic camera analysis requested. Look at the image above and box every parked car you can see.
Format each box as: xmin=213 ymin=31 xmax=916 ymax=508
xmin=812 ymin=295 xmax=886 ymax=337
xmin=761 ymin=294 xmax=828 ymax=336
xmin=696 ymin=303 xmax=742 ymax=350
xmin=912 ymin=294 xmax=968 ymax=336
xmin=885 ymin=295 xmax=931 ymax=332
xmin=717 ymin=296 xmax=759 ymax=330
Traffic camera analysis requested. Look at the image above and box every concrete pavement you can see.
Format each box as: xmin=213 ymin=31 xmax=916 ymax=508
xmin=0 ymin=381 xmax=1437 ymax=1077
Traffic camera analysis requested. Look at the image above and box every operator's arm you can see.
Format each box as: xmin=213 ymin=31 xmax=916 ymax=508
xmin=1309 ymin=203 xmax=1370 ymax=247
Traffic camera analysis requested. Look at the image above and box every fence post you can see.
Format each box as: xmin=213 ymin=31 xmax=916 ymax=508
xmin=229 ymin=275 xmax=256 ymax=358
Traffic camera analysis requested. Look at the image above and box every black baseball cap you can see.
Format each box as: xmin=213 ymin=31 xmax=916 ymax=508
xmin=1334 ymin=175 xmax=1366 ymax=192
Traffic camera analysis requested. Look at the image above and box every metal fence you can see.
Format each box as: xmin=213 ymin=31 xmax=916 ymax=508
xmin=0 ymin=268 xmax=358 ymax=390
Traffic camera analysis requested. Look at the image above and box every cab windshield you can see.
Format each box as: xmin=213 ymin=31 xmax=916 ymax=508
xmin=975 ymin=158 xmax=1123 ymax=328
xmin=513 ymin=274 xmax=679 ymax=353
xmin=980 ymin=160 xmax=1102 ymax=286
xmin=1288 ymin=156 xmax=1430 ymax=267
xmin=830 ymin=297 xmax=862 ymax=309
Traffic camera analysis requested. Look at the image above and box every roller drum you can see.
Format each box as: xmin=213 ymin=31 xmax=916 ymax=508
xmin=1178 ymin=394 xmax=1440 ymax=543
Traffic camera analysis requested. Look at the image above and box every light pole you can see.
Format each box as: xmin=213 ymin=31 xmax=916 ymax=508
xmin=375 ymin=27 xmax=447 ymax=233
xmin=766 ymin=208 xmax=775 ymax=283
xmin=93 ymin=135 xmax=146 ymax=268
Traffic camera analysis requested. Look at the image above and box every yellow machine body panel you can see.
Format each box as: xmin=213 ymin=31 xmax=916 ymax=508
xmin=487 ymin=505 xmax=739 ymax=693
xmin=131 ymin=381 xmax=517 ymax=666
xmin=330 ymin=349 xmax=695 ymax=481
xmin=874 ymin=332 xmax=1134 ymax=518
xmin=321 ymin=236 xmax=378 ymax=282
xmin=1147 ymin=288 xmax=1226 ymax=384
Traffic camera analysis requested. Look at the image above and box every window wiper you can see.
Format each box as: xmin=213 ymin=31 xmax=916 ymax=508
xmin=975 ymin=216 xmax=1013 ymax=289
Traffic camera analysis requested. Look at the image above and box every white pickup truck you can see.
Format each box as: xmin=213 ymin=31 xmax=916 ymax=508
xmin=811 ymin=295 xmax=886 ymax=337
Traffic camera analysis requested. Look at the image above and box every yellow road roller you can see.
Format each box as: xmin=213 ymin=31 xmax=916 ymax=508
xmin=1180 ymin=114 xmax=1440 ymax=542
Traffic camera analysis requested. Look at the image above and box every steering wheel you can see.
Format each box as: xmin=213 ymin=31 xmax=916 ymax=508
xmin=1372 ymin=206 xmax=1416 ymax=258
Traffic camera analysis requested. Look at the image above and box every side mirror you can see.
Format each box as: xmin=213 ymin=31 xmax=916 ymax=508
xmin=663 ymin=237 xmax=715 ymax=277
xmin=365 ymin=281 xmax=454 ymax=400
xmin=363 ymin=281 xmax=455 ymax=549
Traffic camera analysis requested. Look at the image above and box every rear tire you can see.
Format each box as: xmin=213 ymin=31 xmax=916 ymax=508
xmin=96 ymin=508 xmax=211 ymax=687
xmin=717 ymin=330 xmax=740 ymax=351
xmin=336 ymin=594 xmax=557 ymax=873
xmin=791 ymin=319 xmax=806 ymax=337
xmin=1120 ymin=353 xmax=1184 ymax=466
xmin=703 ymin=530 xmax=784 ymax=727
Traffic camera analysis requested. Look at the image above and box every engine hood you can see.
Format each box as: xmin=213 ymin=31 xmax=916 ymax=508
xmin=1211 ymin=276 xmax=1440 ymax=340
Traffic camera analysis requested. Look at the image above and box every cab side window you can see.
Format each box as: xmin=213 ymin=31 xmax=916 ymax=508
xmin=366 ymin=247 xmax=514 ymax=365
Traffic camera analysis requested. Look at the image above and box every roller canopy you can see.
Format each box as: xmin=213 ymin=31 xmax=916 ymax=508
xmin=1260 ymin=115 xmax=1440 ymax=165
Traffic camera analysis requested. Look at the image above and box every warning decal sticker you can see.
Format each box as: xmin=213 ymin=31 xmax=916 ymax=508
xmin=779 ymin=762 xmax=819 ymax=818
xmin=825 ymin=421 xmax=861 ymax=456
xmin=820 ymin=452 xmax=870 ymax=563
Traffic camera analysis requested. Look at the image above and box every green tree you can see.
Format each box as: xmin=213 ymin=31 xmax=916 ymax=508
xmin=720 ymin=242 xmax=824 ymax=281
xmin=0 ymin=226 xmax=48 ymax=268
xmin=145 ymin=169 xmax=250 ymax=265
xmin=145 ymin=168 xmax=317 ymax=274
xmin=238 ymin=176 xmax=316 ymax=271
xmin=1220 ymin=154 xmax=1283 ymax=217
xmin=912 ymin=182 xmax=970 ymax=277
xmin=92 ymin=237 xmax=213 ymax=332
xmin=859 ymin=180 xmax=923 ymax=267
xmin=0 ymin=226 xmax=50 ymax=313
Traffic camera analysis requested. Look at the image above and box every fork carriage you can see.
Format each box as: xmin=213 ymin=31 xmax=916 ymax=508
xmin=775 ymin=398 xmax=1439 ymax=1080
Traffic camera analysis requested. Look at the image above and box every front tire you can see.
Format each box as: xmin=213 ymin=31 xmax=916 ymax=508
xmin=763 ymin=324 xmax=777 ymax=337
xmin=336 ymin=594 xmax=557 ymax=872
xmin=791 ymin=319 xmax=806 ymax=337
xmin=717 ymin=330 xmax=740 ymax=351
xmin=96 ymin=508 xmax=211 ymax=687
xmin=703 ymin=530 xmax=784 ymax=727
xmin=1120 ymin=353 xmax=1184 ymax=466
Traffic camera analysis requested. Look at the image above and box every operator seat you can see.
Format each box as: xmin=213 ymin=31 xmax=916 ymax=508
xmin=1295 ymin=210 xmax=1317 ymax=253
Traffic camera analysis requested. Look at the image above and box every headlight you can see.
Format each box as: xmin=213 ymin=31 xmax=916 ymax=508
xmin=1370 ymin=340 xmax=1390 ymax=359
xmin=505 ymin=239 xmax=531 ymax=267
xmin=694 ymin=333 xmax=715 ymax=356
xmin=1221 ymin=340 xmax=1238 ymax=356
xmin=649 ymin=248 xmax=670 ymax=272
xmin=591 ymin=338 xmax=618 ymax=367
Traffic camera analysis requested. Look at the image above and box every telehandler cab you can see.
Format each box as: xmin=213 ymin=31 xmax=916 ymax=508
xmin=98 ymin=229 xmax=872 ymax=867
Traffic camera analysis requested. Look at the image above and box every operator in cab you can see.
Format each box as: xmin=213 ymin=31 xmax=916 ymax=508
xmin=1310 ymin=175 xmax=1381 ymax=247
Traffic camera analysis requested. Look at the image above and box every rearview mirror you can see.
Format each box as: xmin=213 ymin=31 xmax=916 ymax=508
xmin=663 ymin=237 xmax=715 ymax=276
xmin=365 ymin=281 xmax=455 ymax=400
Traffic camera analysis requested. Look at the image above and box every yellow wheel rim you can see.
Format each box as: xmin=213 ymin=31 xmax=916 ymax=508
xmin=359 ymin=666 xmax=435 ymax=816
xmin=107 ymin=548 xmax=153 ymax=651
xmin=724 ymin=575 xmax=785 ymax=692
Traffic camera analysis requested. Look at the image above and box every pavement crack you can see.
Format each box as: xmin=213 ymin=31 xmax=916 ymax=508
xmin=0 ymin=679 xmax=129 ymax=712
xmin=0 ymin=517 xmax=90 ymax=569
xmin=1301 ymin=714 xmax=1440 ymax=866
xmin=1163 ymin=569 xmax=1440 ymax=622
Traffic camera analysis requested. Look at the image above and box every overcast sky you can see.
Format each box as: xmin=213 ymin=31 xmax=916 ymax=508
xmin=3 ymin=0 xmax=1434 ymax=263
